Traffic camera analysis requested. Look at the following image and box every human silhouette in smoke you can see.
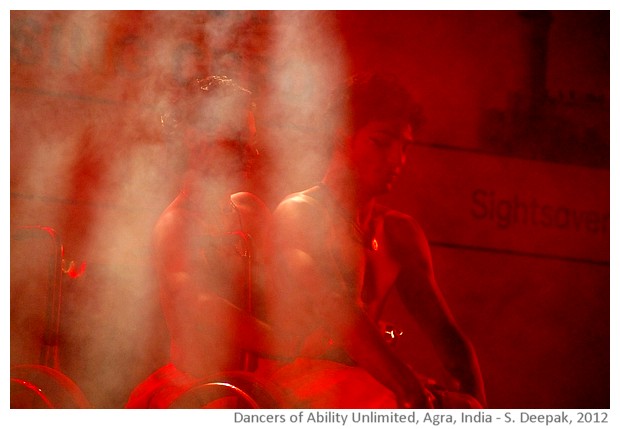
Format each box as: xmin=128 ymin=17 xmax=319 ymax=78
xmin=266 ymin=73 xmax=486 ymax=408
xmin=126 ymin=76 xmax=291 ymax=408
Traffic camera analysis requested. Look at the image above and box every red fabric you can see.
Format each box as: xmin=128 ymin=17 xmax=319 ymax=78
xmin=125 ymin=363 xmax=198 ymax=408
xmin=270 ymin=358 xmax=398 ymax=408
xmin=125 ymin=360 xmax=480 ymax=409
xmin=128 ymin=360 xmax=399 ymax=409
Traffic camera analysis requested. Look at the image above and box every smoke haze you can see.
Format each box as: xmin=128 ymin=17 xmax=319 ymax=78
xmin=9 ymin=10 xmax=610 ymax=410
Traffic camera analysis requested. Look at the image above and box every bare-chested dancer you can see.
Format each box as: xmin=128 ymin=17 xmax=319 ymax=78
xmin=268 ymin=73 xmax=486 ymax=409
xmin=126 ymin=76 xmax=289 ymax=408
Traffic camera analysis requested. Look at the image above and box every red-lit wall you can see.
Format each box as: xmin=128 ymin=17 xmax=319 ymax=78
xmin=10 ymin=10 xmax=609 ymax=408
